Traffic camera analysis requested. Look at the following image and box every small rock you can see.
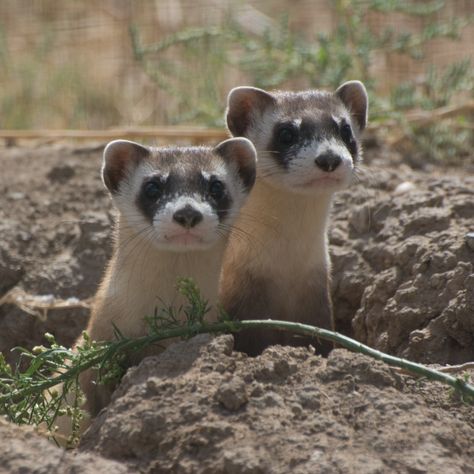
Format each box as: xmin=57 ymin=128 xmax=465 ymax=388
xmin=349 ymin=204 xmax=371 ymax=235
xmin=394 ymin=181 xmax=416 ymax=195
xmin=260 ymin=391 xmax=284 ymax=408
xmin=290 ymin=403 xmax=303 ymax=417
xmin=223 ymin=446 xmax=267 ymax=474
xmin=250 ymin=383 xmax=264 ymax=397
xmin=207 ymin=335 xmax=234 ymax=356
xmin=7 ymin=192 xmax=25 ymax=200
xmin=253 ymin=361 xmax=276 ymax=381
xmin=430 ymin=273 xmax=443 ymax=289
xmin=298 ymin=388 xmax=321 ymax=410
xmin=0 ymin=250 xmax=24 ymax=297
xmin=47 ymin=164 xmax=76 ymax=183
xmin=465 ymin=232 xmax=474 ymax=251
xmin=273 ymin=358 xmax=293 ymax=378
xmin=215 ymin=377 xmax=248 ymax=411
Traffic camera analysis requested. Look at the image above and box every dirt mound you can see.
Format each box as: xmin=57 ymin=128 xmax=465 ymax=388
xmin=330 ymin=161 xmax=474 ymax=364
xmin=0 ymin=145 xmax=110 ymax=363
xmin=1 ymin=144 xmax=474 ymax=473
xmin=79 ymin=335 xmax=474 ymax=473
xmin=1 ymin=145 xmax=473 ymax=365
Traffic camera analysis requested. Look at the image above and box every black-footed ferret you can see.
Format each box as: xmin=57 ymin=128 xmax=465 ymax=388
xmin=79 ymin=137 xmax=256 ymax=415
xmin=220 ymin=81 xmax=368 ymax=356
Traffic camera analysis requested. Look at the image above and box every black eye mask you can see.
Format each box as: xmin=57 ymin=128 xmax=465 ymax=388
xmin=135 ymin=172 xmax=234 ymax=224
xmin=268 ymin=115 xmax=359 ymax=169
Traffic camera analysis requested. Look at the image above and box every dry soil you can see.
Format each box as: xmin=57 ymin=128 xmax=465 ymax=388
xmin=0 ymin=142 xmax=473 ymax=473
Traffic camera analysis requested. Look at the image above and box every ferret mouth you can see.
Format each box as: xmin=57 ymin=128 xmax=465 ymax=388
xmin=299 ymin=175 xmax=343 ymax=188
xmin=164 ymin=232 xmax=206 ymax=246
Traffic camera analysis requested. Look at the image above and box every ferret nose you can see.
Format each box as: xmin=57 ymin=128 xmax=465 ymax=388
xmin=315 ymin=152 xmax=342 ymax=172
xmin=173 ymin=205 xmax=203 ymax=228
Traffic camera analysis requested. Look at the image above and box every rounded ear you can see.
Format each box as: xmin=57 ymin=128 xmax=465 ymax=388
xmin=226 ymin=86 xmax=276 ymax=137
xmin=214 ymin=137 xmax=257 ymax=192
xmin=335 ymin=80 xmax=368 ymax=131
xmin=102 ymin=140 xmax=150 ymax=193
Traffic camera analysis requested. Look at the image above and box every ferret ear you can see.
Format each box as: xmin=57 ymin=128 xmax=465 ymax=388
xmin=226 ymin=86 xmax=276 ymax=137
xmin=335 ymin=81 xmax=368 ymax=131
xmin=102 ymin=140 xmax=150 ymax=193
xmin=214 ymin=137 xmax=257 ymax=191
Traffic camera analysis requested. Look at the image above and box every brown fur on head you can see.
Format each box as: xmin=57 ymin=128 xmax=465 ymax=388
xmin=226 ymin=81 xmax=368 ymax=195
xmin=102 ymin=140 xmax=150 ymax=193
xmin=101 ymin=138 xmax=257 ymax=251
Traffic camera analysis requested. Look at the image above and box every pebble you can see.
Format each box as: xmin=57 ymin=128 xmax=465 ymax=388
xmin=394 ymin=181 xmax=416 ymax=195
xmin=7 ymin=192 xmax=25 ymax=200
xmin=215 ymin=377 xmax=248 ymax=411
xmin=465 ymin=232 xmax=474 ymax=251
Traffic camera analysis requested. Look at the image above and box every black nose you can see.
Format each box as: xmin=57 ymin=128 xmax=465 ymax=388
xmin=315 ymin=152 xmax=342 ymax=172
xmin=173 ymin=205 xmax=203 ymax=228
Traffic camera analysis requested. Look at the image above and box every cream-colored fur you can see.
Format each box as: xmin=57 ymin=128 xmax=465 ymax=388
xmin=221 ymin=176 xmax=332 ymax=314
xmin=88 ymin=217 xmax=225 ymax=343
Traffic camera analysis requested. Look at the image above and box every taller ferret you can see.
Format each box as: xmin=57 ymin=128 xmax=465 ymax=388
xmin=79 ymin=137 xmax=257 ymax=415
xmin=220 ymin=81 xmax=368 ymax=356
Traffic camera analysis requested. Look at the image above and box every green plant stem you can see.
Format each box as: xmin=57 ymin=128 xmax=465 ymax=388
xmin=1 ymin=319 xmax=473 ymax=404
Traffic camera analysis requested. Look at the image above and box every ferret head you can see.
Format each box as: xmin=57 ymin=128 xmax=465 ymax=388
xmin=102 ymin=138 xmax=257 ymax=251
xmin=226 ymin=81 xmax=368 ymax=195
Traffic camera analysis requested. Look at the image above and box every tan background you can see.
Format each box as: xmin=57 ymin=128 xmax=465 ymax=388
xmin=0 ymin=0 xmax=472 ymax=129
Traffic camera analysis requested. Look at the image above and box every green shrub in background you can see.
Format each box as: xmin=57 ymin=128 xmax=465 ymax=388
xmin=131 ymin=0 xmax=473 ymax=163
xmin=0 ymin=1 xmax=472 ymax=162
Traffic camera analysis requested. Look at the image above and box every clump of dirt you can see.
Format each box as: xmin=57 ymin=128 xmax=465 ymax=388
xmin=79 ymin=334 xmax=474 ymax=473
xmin=0 ymin=419 xmax=132 ymax=473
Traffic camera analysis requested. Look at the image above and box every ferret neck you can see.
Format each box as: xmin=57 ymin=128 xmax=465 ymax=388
xmin=230 ymin=178 xmax=333 ymax=270
xmin=112 ymin=218 xmax=227 ymax=298
xmin=243 ymin=178 xmax=332 ymax=235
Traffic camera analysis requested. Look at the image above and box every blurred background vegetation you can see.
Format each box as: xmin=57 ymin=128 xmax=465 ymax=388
xmin=0 ymin=0 xmax=472 ymax=162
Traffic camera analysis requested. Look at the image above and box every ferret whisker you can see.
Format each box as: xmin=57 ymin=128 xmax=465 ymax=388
xmin=236 ymin=210 xmax=279 ymax=226
xmin=117 ymin=224 xmax=153 ymax=252
xmin=118 ymin=227 xmax=155 ymax=266
xmin=129 ymin=232 xmax=155 ymax=296
xmin=221 ymin=222 xmax=266 ymax=248
xmin=219 ymin=223 xmax=253 ymax=244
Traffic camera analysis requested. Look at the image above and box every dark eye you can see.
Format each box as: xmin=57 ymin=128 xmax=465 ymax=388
xmin=340 ymin=122 xmax=353 ymax=145
xmin=143 ymin=180 xmax=161 ymax=200
xmin=277 ymin=126 xmax=297 ymax=146
xmin=209 ymin=179 xmax=225 ymax=200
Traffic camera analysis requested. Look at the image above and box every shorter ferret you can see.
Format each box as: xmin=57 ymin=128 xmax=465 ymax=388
xmin=78 ymin=137 xmax=257 ymax=416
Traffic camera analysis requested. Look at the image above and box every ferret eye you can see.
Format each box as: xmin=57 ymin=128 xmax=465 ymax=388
xmin=277 ymin=126 xmax=297 ymax=146
xmin=209 ymin=179 xmax=225 ymax=200
xmin=143 ymin=180 xmax=161 ymax=200
xmin=340 ymin=122 xmax=353 ymax=145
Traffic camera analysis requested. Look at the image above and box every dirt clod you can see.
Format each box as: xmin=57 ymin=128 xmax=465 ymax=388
xmin=47 ymin=164 xmax=76 ymax=183
xmin=215 ymin=377 xmax=248 ymax=411
xmin=0 ymin=250 xmax=24 ymax=297
xmin=78 ymin=336 xmax=474 ymax=473
xmin=0 ymin=419 xmax=132 ymax=474
xmin=465 ymin=232 xmax=474 ymax=251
